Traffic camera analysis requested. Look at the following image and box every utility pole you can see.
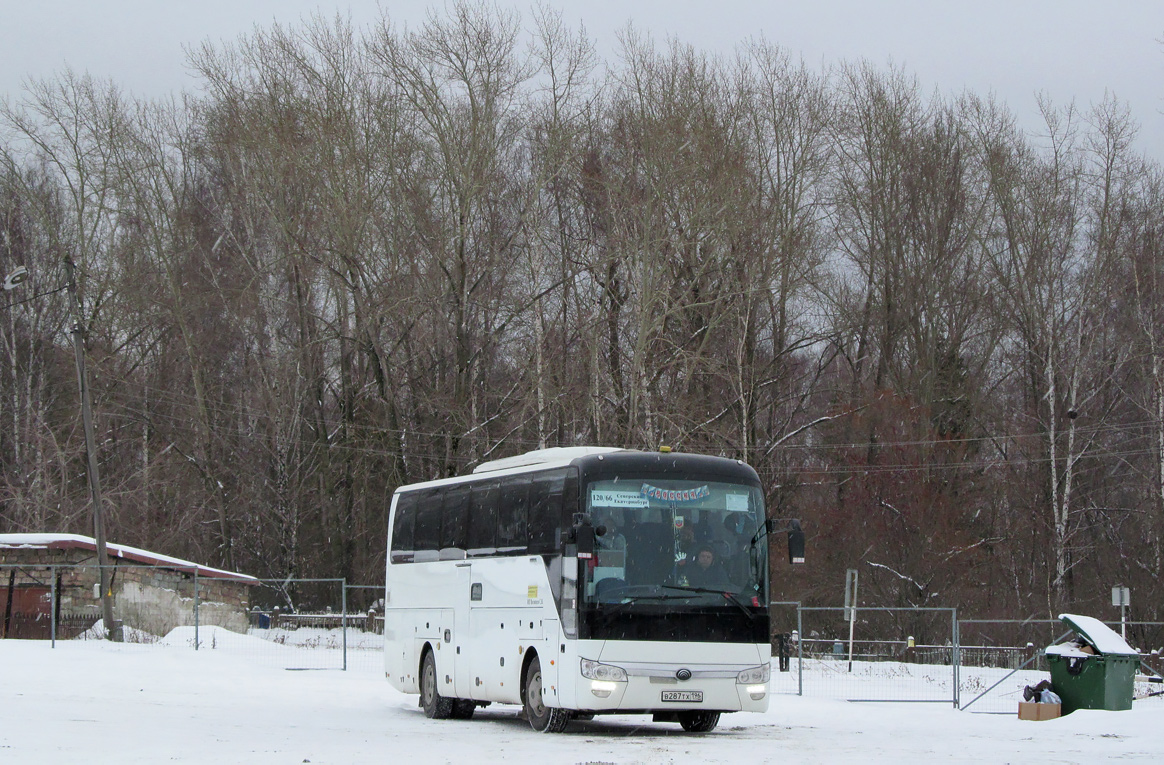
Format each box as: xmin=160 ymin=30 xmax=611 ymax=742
xmin=63 ymin=257 xmax=120 ymax=642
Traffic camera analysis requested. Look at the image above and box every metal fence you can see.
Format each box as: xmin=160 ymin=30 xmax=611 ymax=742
xmin=5 ymin=562 xmax=1162 ymax=712
xmin=796 ymin=606 xmax=959 ymax=706
xmin=957 ymin=619 xmax=1164 ymax=714
xmin=769 ymin=601 xmax=803 ymax=696
xmin=0 ymin=563 xmax=385 ymax=673
xmin=2 ymin=561 xmax=232 ymax=645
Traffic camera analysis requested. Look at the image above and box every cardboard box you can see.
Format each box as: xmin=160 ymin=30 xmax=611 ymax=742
xmin=1018 ymin=702 xmax=1062 ymax=721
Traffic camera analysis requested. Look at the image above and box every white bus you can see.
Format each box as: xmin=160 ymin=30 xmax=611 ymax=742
xmin=383 ymin=446 xmax=804 ymax=732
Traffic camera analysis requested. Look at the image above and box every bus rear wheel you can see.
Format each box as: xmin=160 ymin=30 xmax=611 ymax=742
xmin=678 ymin=711 xmax=720 ymax=732
xmin=523 ymin=656 xmax=572 ymax=733
xmin=420 ymin=649 xmax=454 ymax=719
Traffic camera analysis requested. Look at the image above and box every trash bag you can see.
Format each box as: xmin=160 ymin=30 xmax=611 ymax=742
xmin=1023 ymin=679 xmax=1059 ymax=703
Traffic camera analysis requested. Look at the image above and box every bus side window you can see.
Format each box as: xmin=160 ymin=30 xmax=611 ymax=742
xmin=441 ymin=484 xmax=470 ymax=558
xmin=467 ymin=481 xmax=499 ymax=556
xmin=414 ymin=488 xmax=442 ymax=562
xmin=498 ymin=475 xmax=530 ymax=552
xmin=391 ymin=492 xmax=418 ymax=564
xmin=563 ymin=468 xmax=579 ymax=517
xmin=529 ymin=470 xmax=565 ymax=555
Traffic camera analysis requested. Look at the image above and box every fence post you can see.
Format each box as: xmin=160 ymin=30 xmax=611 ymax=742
xmin=193 ymin=569 xmax=199 ymax=651
xmin=342 ymin=579 xmax=348 ymax=672
xmin=952 ymin=608 xmax=959 ymax=709
xmin=797 ymin=604 xmax=803 ymax=696
xmin=50 ymin=566 xmax=57 ymax=648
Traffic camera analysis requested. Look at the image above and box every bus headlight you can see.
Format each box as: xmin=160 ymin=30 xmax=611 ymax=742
xmin=745 ymin=684 xmax=767 ymax=700
xmin=736 ymin=665 xmax=770 ymax=684
xmin=580 ymin=658 xmax=627 ymax=682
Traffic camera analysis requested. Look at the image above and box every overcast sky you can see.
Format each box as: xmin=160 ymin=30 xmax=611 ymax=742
xmin=2 ymin=1 xmax=1163 ymax=159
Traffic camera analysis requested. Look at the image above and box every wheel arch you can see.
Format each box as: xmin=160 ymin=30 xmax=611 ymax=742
xmin=520 ymin=647 xmax=541 ymax=699
xmin=419 ymin=641 xmax=437 ymax=677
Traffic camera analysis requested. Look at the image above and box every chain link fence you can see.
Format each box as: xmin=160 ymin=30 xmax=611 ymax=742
xmin=796 ymin=606 xmax=959 ymax=705
xmin=957 ymin=619 xmax=1164 ymax=713
xmin=769 ymin=601 xmax=803 ymax=696
xmin=0 ymin=563 xmax=385 ymax=673
xmin=1 ymin=561 xmax=234 ymax=645
xmin=232 ymin=578 xmax=349 ymax=670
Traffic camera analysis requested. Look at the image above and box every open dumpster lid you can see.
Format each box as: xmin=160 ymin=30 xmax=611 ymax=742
xmin=1054 ymin=613 xmax=1139 ymax=656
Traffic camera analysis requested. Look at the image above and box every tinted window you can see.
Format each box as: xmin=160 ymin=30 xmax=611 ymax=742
xmin=529 ymin=470 xmax=566 ymax=554
xmin=394 ymin=468 xmax=578 ymax=562
xmin=441 ymin=484 xmax=470 ymax=552
xmin=497 ymin=475 xmax=530 ymax=550
xmin=467 ymin=481 xmax=499 ymax=553
xmin=390 ymin=492 xmax=418 ymax=563
xmin=563 ymin=469 xmax=579 ymax=517
xmin=414 ymin=489 xmax=442 ymax=552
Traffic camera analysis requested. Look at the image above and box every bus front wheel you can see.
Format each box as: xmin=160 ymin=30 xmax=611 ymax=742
xmin=678 ymin=711 xmax=720 ymax=732
xmin=420 ymin=649 xmax=454 ymax=719
xmin=523 ymin=656 xmax=572 ymax=733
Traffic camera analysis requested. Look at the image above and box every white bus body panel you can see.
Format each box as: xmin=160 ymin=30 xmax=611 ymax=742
xmin=386 ymin=555 xmax=560 ymax=706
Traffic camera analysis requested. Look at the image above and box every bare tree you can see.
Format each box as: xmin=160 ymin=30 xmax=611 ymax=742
xmin=0 ymin=73 xmax=129 ymax=540
xmin=371 ymin=2 xmax=533 ymax=473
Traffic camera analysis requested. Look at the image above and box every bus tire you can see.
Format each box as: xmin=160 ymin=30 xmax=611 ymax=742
xmin=451 ymin=699 xmax=476 ymax=719
xmin=678 ymin=711 xmax=720 ymax=732
xmin=420 ymin=649 xmax=454 ymax=719
xmin=523 ymin=656 xmax=571 ymax=733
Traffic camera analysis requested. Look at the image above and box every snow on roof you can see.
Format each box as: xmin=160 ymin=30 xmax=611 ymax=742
xmin=1058 ymin=613 xmax=1139 ymax=655
xmin=0 ymin=533 xmax=256 ymax=582
xmin=472 ymin=446 xmax=625 ymax=473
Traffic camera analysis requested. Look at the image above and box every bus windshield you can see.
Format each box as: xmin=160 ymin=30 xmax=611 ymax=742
xmin=583 ymin=477 xmax=768 ymax=607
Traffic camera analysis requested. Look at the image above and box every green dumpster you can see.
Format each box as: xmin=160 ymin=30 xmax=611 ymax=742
xmin=1045 ymin=613 xmax=1139 ymax=714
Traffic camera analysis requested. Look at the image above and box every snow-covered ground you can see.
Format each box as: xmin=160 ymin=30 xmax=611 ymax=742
xmin=2 ymin=628 xmax=1159 ymax=764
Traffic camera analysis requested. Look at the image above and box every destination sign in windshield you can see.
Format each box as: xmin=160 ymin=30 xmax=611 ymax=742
xmin=590 ymin=490 xmax=648 ymax=508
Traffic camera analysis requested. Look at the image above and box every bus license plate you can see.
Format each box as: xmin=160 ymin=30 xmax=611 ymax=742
xmin=661 ymin=690 xmax=703 ymax=702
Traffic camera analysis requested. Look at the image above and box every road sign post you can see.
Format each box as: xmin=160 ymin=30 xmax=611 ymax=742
xmin=1111 ymin=585 xmax=1130 ymax=639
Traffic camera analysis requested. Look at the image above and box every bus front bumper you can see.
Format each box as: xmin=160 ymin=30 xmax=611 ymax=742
xmin=575 ymin=674 xmax=769 ymax=713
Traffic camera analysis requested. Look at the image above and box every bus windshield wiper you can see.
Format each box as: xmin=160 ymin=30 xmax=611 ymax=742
xmin=593 ymin=588 xmax=715 ymax=612
xmin=603 ymin=593 xmax=673 ymax=604
xmin=659 ymin=585 xmax=758 ymax=622
xmin=591 ymin=593 xmax=675 ymax=619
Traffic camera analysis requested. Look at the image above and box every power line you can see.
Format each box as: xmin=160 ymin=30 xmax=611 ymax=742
xmin=0 ymin=285 xmax=68 ymax=309
xmin=69 ymin=391 xmax=1164 ymax=478
xmin=103 ymin=378 xmax=1164 ymax=455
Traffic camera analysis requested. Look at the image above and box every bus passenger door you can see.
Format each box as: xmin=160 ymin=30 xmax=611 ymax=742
xmin=453 ymin=563 xmax=473 ymax=699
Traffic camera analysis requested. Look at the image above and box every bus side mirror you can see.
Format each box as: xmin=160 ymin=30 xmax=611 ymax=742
xmin=763 ymin=518 xmax=806 ymax=564
xmin=787 ymin=520 xmax=805 ymax=565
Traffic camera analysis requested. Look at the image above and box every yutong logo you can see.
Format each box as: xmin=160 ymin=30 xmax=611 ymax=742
xmin=675 ymin=668 xmax=692 ymax=681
